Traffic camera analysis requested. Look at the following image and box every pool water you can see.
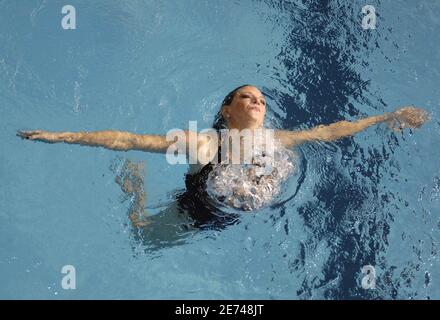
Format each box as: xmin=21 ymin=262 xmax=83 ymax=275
xmin=1 ymin=0 xmax=440 ymax=299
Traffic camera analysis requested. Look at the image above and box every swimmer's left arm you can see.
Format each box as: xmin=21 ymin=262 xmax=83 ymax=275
xmin=276 ymin=115 xmax=386 ymax=147
xmin=276 ymin=106 xmax=430 ymax=148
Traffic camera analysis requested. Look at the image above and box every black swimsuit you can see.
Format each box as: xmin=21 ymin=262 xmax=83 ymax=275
xmin=176 ymin=147 xmax=239 ymax=230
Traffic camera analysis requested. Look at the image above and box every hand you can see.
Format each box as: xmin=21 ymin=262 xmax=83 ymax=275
xmin=16 ymin=130 xmax=59 ymax=143
xmin=385 ymin=106 xmax=430 ymax=132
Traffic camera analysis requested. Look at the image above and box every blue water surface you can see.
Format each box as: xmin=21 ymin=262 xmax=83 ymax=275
xmin=1 ymin=0 xmax=440 ymax=299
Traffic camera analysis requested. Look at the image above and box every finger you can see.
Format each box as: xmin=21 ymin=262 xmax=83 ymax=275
xmin=27 ymin=134 xmax=39 ymax=140
xmin=16 ymin=130 xmax=31 ymax=139
xmin=392 ymin=125 xmax=404 ymax=133
xmin=17 ymin=130 xmax=42 ymax=140
xmin=27 ymin=130 xmax=42 ymax=136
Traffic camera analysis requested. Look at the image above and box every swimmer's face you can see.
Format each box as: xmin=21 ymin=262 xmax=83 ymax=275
xmin=222 ymin=86 xmax=266 ymax=129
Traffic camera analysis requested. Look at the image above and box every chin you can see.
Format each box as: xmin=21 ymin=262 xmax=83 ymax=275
xmin=246 ymin=110 xmax=260 ymax=118
xmin=248 ymin=115 xmax=264 ymax=123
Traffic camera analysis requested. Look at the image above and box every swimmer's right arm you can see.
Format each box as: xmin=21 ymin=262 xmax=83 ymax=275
xmin=16 ymin=130 xmax=210 ymax=158
xmin=16 ymin=130 xmax=174 ymax=153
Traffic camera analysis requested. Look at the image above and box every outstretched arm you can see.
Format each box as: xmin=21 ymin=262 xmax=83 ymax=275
xmin=276 ymin=106 xmax=430 ymax=148
xmin=16 ymin=130 xmax=173 ymax=153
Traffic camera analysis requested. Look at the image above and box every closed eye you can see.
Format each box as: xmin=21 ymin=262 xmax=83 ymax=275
xmin=240 ymin=94 xmax=266 ymax=105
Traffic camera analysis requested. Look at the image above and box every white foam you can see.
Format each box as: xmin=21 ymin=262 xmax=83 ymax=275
xmin=206 ymin=141 xmax=298 ymax=210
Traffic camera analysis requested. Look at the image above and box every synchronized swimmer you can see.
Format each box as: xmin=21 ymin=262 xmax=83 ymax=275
xmin=17 ymin=85 xmax=430 ymax=227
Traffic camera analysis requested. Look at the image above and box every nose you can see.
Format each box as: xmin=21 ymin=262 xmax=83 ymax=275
xmin=251 ymin=96 xmax=260 ymax=105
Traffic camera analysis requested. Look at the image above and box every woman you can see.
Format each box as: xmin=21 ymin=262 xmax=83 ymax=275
xmin=17 ymin=85 xmax=430 ymax=235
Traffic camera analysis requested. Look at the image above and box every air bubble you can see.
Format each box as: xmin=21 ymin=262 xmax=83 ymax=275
xmin=206 ymin=141 xmax=298 ymax=210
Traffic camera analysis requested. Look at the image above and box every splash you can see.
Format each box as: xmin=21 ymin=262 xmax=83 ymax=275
xmin=206 ymin=141 xmax=298 ymax=211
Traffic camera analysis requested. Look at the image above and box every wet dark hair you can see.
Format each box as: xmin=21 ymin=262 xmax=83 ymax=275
xmin=212 ymin=84 xmax=254 ymax=131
